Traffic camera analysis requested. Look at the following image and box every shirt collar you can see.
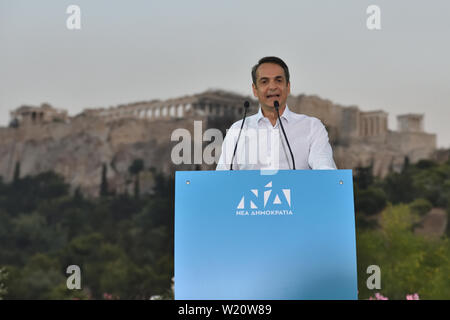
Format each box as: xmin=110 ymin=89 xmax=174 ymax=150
xmin=256 ymin=104 xmax=293 ymax=124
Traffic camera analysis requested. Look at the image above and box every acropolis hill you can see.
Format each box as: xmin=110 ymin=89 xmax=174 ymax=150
xmin=0 ymin=90 xmax=438 ymax=196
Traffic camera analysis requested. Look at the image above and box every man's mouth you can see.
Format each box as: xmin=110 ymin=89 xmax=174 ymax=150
xmin=266 ymin=94 xmax=280 ymax=99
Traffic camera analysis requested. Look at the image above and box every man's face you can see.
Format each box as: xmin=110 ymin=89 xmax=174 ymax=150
xmin=252 ymin=62 xmax=290 ymax=110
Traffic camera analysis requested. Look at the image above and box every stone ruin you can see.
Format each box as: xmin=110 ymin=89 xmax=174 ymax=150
xmin=0 ymin=90 xmax=438 ymax=196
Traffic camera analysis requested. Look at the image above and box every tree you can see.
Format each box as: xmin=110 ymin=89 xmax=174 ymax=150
xmin=6 ymin=253 xmax=65 ymax=299
xmin=128 ymin=159 xmax=144 ymax=199
xmin=13 ymin=161 xmax=20 ymax=183
xmin=383 ymin=172 xmax=416 ymax=204
xmin=412 ymin=163 xmax=450 ymax=208
xmin=0 ymin=268 xmax=8 ymax=300
xmin=401 ymin=156 xmax=411 ymax=174
xmin=356 ymin=204 xmax=450 ymax=300
xmin=409 ymin=198 xmax=432 ymax=217
xmin=0 ymin=169 xmax=175 ymax=299
xmin=354 ymin=165 xmax=374 ymax=190
xmin=100 ymin=163 xmax=109 ymax=197
xmin=355 ymin=186 xmax=387 ymax=215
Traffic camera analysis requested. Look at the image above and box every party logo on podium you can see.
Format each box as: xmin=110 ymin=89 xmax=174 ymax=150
xmin=235 ymin=181 xmax=293 ymax=216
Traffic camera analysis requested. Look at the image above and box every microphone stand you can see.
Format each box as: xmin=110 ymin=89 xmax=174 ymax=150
xmin=230 ymin=101 xmax=250 ymax=170
xmin=274 ymin=100 xmax=296 ymax=170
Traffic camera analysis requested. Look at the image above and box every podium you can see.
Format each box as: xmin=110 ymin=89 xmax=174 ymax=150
xmin=174 ymin=170 xmax=358 ymax=300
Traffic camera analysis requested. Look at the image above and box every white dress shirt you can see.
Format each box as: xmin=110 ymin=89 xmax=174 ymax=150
xmin=216 ymin=105 xmax=337 ymax=170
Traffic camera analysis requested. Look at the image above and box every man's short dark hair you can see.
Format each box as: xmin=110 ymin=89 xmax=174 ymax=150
xmin=251 ymin=56 xmax=290 ymax=86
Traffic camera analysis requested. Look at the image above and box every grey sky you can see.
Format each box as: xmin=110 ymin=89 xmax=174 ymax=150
xmin=1 ymin=0 xmax=449 ymax=147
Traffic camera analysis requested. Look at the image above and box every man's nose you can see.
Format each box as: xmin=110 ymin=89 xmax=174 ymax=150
xmin=268 ymin=80 xmax=277 ymax=90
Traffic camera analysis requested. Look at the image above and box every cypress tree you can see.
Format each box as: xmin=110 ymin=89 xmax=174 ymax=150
xmin=13 ymin=161 xmax=20 ymax=183
xmin=100 ymin=163 xmax=108 ymax=197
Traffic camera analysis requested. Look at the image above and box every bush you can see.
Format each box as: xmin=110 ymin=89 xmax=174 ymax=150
xmin=409 ymin=198 xmax=432 ymax=217
xmin=357 ymin=204 xmax=450 ymax=299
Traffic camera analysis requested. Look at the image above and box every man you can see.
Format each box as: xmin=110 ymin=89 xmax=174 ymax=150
xmin=216 ymin=56 xmax=336 ymax=170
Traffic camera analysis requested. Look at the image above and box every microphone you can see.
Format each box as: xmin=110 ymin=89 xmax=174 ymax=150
xmin=230 ymin=100 xmax=250 ymax=170
xmin=274 ymin=100 xmax=296 ymax=170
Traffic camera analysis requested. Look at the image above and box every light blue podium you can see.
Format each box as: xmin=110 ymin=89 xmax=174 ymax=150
xmin=174 ymin=170 xmax=358 ymax=300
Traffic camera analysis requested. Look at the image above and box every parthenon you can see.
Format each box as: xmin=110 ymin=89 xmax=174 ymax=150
xmin=76 ymin=90 xmax=255 ymax=123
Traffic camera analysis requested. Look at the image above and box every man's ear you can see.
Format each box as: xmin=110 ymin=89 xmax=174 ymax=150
xmin=252 ymin=83 xmax=258 ymax=97
xmin=287 ymin=82 xmax=291 ymax=96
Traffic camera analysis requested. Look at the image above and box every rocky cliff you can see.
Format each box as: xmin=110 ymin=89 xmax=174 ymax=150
xmin=0 ymin=91 xmax=439 ymax=196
